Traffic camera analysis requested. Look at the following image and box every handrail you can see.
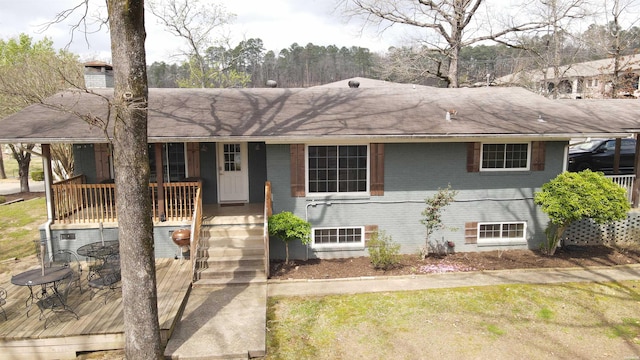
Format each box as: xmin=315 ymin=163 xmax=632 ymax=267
xmin=190 ymin=187 xmax=203 ymax=282
xmin=54 ymin=174 xmax=86 ymax=186
xmin=263 ymin=181 xmax=272 ymax=278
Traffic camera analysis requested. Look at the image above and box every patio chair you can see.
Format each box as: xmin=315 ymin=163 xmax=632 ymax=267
xmin=36 ymin=273 xmax=79 ymax=329
xmin=87 ymin=252 xmax=121 ymax=304
xmin=0 ymin=287 xmax=6 ymax=320
xmin=50 ymin=250 xmax=83 ymax=294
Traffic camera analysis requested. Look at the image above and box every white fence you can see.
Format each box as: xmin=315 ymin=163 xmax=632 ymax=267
xmin=606 ymin=174 xmax=635 ymax=204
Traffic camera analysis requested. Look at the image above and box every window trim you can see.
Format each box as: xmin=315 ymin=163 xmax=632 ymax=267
xmin=480 ymin=142 xmax=531 ymax=172
xmin=305 ymin=144 xmax=370 ymax=196
xmin=311 ymin=226 xmax=365 ymax=249
xmin=477 ymin=221 xmax=527 ymax=246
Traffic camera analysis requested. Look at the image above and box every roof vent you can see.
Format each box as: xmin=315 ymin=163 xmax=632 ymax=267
xmin=266 ymin=80 xmax=278 ymax=88
xmin=348 ymin=80 xmax=360 ymax=88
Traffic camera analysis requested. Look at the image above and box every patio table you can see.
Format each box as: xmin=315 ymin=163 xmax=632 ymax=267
xmin=11 ymin=266 xmax=73 ymax=317
xmin=77 ymin=240 xmax=119 ymax=261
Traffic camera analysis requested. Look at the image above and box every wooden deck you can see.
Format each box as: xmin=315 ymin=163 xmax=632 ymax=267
xmin=0 ymin=258 xmax=191 ymax=359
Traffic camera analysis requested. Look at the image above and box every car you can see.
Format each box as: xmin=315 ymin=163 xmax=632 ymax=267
xmin=568 ymin=138 xmax=636 ymax=174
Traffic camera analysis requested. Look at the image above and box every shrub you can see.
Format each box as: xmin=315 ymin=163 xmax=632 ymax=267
xmin=0 ymin=196 xmax=5 ymax=204
xmin=367 ymin=230 xmax=400 ymax=270
xmin=268 ymin=211 xmax=311 ymax=264
xmin=420 ymin=185 xmax=457 ymax=258
xmin=535 ymin=170 xmax=630 ymax=255
xmin=31 ymin=170 xmax=44 ymax=181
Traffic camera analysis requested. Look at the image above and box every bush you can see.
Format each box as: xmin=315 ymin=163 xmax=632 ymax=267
xmin=268 ymin=211 xmax=311 ymax=264
xmin=31 ymin=170 xmax=44 ymax=181
xmin=0 ymin=196 xmax=5 ymax=204
xmin=535 ymin=170 xmax=630 ymax=255
xmin=367 ymin=230 xmax=400 ymax=270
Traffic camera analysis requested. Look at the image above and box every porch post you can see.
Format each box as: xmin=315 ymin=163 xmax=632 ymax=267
xmin=41 ymin=144 xmax=55 ymax=220
xmin=155 ymin=143 xmax=165 ymax=220
xmin=613 ymin=138 xmax=621 ymax=174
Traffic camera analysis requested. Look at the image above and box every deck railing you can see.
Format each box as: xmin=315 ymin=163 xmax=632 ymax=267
xmin=606 ymin=174 xmax=636 ymax=205
xmin=263 ymin=181 xmax=272 ymax=278
xmin=52 ymin=178 xmax=202 ymax=224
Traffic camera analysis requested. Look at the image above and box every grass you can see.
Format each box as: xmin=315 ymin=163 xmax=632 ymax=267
xmin=0 ymin=197 xmax=47 ymax=262
xmin=267 ymin=281 xmax=640 ymax=359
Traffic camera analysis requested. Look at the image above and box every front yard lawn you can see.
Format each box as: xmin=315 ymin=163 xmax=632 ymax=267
xmin=267 ymin=281 xmax=640 ymax=359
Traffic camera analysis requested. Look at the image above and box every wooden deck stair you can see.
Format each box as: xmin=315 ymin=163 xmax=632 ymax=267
xmin=193 ymin=212 xmax=267 ymax=286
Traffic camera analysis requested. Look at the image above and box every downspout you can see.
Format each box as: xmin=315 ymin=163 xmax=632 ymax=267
xmin=41 ymin=144 xmax=55 ymax=263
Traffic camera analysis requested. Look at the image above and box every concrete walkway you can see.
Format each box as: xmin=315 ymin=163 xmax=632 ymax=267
xmin=0 ymin=179 xmax=44 ymax=195
xmin=165 ymin=265 xmax=640 ymax=359
xmin=164 ymin=284 xmax=267 ymax=360
xmin=268 ymin=265 xmax=640 ymax=297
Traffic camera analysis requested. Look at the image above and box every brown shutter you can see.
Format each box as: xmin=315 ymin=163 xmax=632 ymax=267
xmin=186 ymin=142 xmax=201 ymax=177
xmin=94 ymin=143 xmax=111 ymax=182
xmin=467 ymin=142 xmax=480 ymax=172
xmin=364 ymin=225 xmax=379 ymax=247
xmin=370 ymin=143 xmax=384 ymax=196
xmin=290 ymin=144 xmax=306 ymax=197
xmin=531 ymin=141 xmax=545 ymax=171
xmin=464 ymin=222 xmax=478 ymax=244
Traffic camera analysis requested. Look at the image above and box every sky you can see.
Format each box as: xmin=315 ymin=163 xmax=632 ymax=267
xmin=0 ymin=0 xmax=397 ymax=64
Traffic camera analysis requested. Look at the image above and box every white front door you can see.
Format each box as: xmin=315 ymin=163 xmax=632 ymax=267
xmin=217 ymin=142 xmax=249 ymax=203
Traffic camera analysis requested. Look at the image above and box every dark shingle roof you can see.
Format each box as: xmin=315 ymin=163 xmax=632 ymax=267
xmin=0 ymin=86 xmax=636 ymax=143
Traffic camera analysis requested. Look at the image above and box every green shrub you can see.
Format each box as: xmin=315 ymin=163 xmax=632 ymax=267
xmin=535 ymin=170 xmax=630 ymax=255
xmin=268 ymin=211 xmax=311 ymax=264
xmin=31 ymin=170 xmax=44 ymax=181
xmin=0 ymin=196 xmax=5 ymax=204
xmin=367 ymin=230 xmax=400 ymax=270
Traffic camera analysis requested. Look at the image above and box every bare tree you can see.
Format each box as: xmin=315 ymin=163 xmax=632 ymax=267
xmin=601 ymin=0 xmax=640 ymax=98
xmin=148 ymin=0 xmax=236 ymax=88
xmin=107 ymin=0 xmax=163 ymax=357
xmin=50 ymin=143 xmax=74 ymax=180
xmin=340 ymin=0 xmax=551 ymax=87
xmin=524 ymin=0 xmax=591 ymax=98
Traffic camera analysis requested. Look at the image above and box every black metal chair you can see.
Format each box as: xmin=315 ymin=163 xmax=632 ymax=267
xmin=87 ymin=252 xmax=121 ymax=304
xmin=0 ymin=287 xmax=7 ymax=321
xmin=50 ymin=250 xmax=83 ymax=294
xmin=35 ymin=274 xmax=79 ymax=329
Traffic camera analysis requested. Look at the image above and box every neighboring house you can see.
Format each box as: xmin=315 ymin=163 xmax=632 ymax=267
xmin=0 ymin=78 xmax=637 ymax=262
xmin=495 ymin=54 xmax=640 ymax=99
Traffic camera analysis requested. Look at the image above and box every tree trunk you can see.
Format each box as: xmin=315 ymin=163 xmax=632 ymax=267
xmin=107 ymin=1 xmax=162 ymax=358
xmin=18 ymin=159 xmax=30 ymax=192
xmin=0 ymin=150 xmax=6 ymax=179
xmin=9 ymin=144 xmax=33 ymax=192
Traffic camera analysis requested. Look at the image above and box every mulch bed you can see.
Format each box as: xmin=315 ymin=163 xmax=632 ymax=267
xmin=269 ymin=245 xmax=640 ymax=280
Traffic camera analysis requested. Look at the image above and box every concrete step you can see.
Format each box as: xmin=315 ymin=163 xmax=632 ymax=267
xmin=202 ymin=225 xmax=263 ymax=238
xmin=199 ymin=235 xmax=264 ymax=249
xmin=204 ymin=214 xmax=264 ymax=226
xmin=193 ymin=276 xmax=267 ymax=286
xmin=198 ymin=246 xmax=264 ymax=258
xmin=197 ymin=255 xmax=265 ymax=271
xmin=195 ymin=267 xmax=266 ymax=282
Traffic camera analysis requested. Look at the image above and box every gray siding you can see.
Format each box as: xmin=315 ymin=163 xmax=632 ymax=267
xmin=41 ymin=223 xmax=190 ymax=259
xmin=266 ymin=142 xmax=565 ymax=260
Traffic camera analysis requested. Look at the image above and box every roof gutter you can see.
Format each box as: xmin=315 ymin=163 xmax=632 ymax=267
xmin=1 ymin=131 xmax=636 ymax=145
